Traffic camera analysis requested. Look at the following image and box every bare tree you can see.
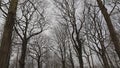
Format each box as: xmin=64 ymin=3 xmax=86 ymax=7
xmin=0 ymin=0 xmax=18 ymax=68
xmin=28 ymin=35 xmax=50 ymax=68
xmin=85 ymin=15 xmax=110 ymax=68
xmin=52 ymin=24 xmax=68 ymax=68
xmin=53 ymin=0 xmax=85 ymax=68
xmin=13 ymin=0 xmax=47 ymax=68
xmin=96 ymin=0 xmax=120 ymax=59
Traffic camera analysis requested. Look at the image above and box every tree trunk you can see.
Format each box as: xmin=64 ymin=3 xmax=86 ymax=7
xmin=37 ymin=57 xmax=42 ymax=68
xmin=77 ymin=36 xmax=84 ymax=68
xmin=99 ymin=41 xmax=110 ymax=68
xmin=78 ymin=54 xmax=83 ymax=68
xmin=38 ymin=61 xmax=40 ymax=68
xmin=19 ymin=40 xmax=28 ymax=68
xmin=101 ymin=54 xmax=110 ymax=68
xmin=62 ymin=60 xmax=65 ymax=68
xmin=0 ymin=0 xmax=18 ymax=68
xmin=74 ymin=36 xmax=84 ymax=68
xmin=0 ymin=0 xmax=1 ymax=8
xmin=96 ymin=0 xmax=120 ymax=59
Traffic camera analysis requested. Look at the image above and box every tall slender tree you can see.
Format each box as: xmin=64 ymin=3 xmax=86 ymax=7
xmin=96 ymin=0 xmax=120 ymax=59
xmin=0 ymin=0 xmax=18 ymax=68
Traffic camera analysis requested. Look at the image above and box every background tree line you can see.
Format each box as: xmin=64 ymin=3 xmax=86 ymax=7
xmin=0 ymin=0 xmax=120 ymax=68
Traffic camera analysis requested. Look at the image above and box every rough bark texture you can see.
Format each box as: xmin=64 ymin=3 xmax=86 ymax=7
xmin=0 ymin=0 xmax=18 ymax=68
xmin=96 ymin=0 xmax=120 ymax=59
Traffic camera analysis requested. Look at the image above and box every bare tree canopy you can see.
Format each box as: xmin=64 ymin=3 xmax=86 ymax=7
xmin=0 ymin=0 xmax=120 ymax=68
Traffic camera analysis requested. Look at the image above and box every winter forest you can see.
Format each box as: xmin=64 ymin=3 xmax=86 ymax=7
xmin=0 ymin=0 xmax=120 ymax=68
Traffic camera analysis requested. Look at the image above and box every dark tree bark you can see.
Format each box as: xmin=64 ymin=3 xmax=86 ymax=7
xmin=62 ymin=60 xmax=65 ymax=68
xmin=72 ymin=31 xmax=84 ymax=68
xmin=96 ymin=0 xmax=120 ymax=59
xmin=74 ymin=35 xmax=83 ymax=68
xmin=0 ymin=0 xmax=1 ymax=8
xmin=78 ymin=47 xmax=83 ymax=68
xmin=0 ymin=0 xmax=18 ymax=68
xmin=37 ymin=56 xmax=41 ymax=68
xmin=19 ymin=39 xmax=28 ymax=68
